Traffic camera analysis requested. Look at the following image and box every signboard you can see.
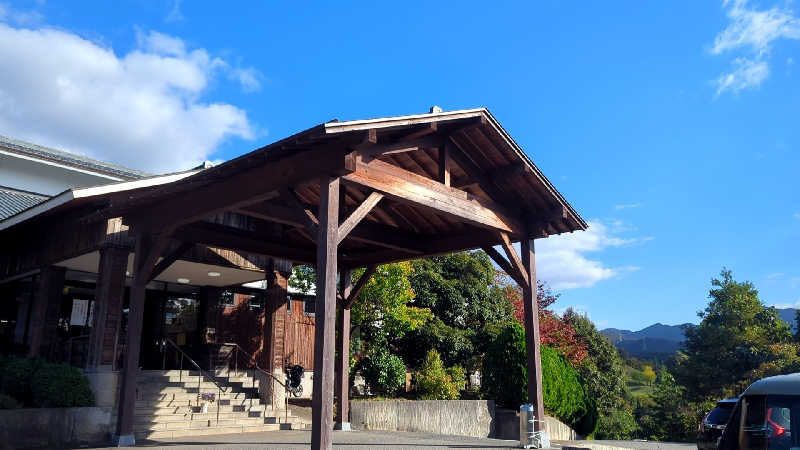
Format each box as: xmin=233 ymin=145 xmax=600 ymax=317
xmin=70 ymin=299 xmax=90 ymax=326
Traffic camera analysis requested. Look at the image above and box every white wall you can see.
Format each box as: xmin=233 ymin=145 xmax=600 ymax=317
xmin=0 ymin=152 xmax=122 ymax=195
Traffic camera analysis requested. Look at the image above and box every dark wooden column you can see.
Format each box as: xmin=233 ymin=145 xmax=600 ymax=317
xmin=115 ymin=233 xmax=168 ymax=446
xmin=28 ymin=265 xmax=65 ymax=358
xmin=263 ymin=267 xmax=289 ymax=374
xmin=311 ymin=176 xmax=339 ymax=450
xmin=521 ymin=238 xmax=545 ymax=430
xmin=334 ymin=269 xmax=352 ymax=430
xmin=88 ymin=247 xmax=129 ymax=369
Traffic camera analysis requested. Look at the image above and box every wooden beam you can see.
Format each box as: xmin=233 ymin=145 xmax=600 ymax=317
xmin=148 ymin=242 xmax=193 ymax=282
xmin=439 ymin=142 xmax=451 ymax=187
xmin=238 ymin=202 xmax=426 ymax=255
xmin=342 ymin=158 xmax=525 ymax=236
xmin=283 ymin=188 xmax=320 ymax=237
xmin=482 ymin=246 xmax=526 ymax=288
xmin=334 ymin=269 xmax=352 ymax=430
xmin=343 ymin=264 xmax=377 ymax=309
xmin=311 ymin=176 xmax=339 ymax=450
xmin=337 ymin=192 xmax=383 ymax=244
xmin=126 ymin=148 xmax=353 ymax=232
xmin=499 ymin=232 xmax=529 ymax=289
xmin=178 ymin=223 xmax=316 ymax=265
xmin=356 ymin=134 xmax=444 ymax=160
xmin=521 ymin=238 xmax=545 ymax=433
xmin=116 ymin=233 xmax=170 ymax=444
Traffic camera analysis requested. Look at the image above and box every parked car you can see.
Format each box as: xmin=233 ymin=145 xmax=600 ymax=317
xmin=719 ymin=373 xmax=800 ymax=450
xmin=698 ymin=398 xmax=739 ymax=450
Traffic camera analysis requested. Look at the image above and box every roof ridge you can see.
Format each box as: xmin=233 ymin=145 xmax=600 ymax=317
xmin=0 ymin=134 xmax=152 ymax=180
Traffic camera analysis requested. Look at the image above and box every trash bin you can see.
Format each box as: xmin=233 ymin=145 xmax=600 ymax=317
xmin=519 ymin=404 xmax=550 ymax=448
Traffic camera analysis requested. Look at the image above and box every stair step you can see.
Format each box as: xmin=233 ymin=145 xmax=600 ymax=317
xmin=136 ymin=411 xmax=281 ymax=424
xmin=137 ymin=392 xmax=259 ymax=401
xmin=136 ymin=423 xmax=286 ymax=440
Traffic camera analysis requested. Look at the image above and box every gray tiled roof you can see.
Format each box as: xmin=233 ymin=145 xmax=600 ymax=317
xmin=0 ymin=135 xmax=151 ymax=180
xmin=0 ymin=187 xmax=49 ymax=221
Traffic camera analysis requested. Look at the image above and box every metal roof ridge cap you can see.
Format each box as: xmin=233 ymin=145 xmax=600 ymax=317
xmin=322 ymin=108 xmax=488 ymax=130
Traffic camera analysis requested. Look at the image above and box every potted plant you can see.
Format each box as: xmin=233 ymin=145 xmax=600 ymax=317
xmin=200 ymin=392 xmax=216 ymax=413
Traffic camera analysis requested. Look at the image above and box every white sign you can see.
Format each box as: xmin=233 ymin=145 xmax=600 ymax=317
xmin=70 ymin=299 xmax=89 ymax=326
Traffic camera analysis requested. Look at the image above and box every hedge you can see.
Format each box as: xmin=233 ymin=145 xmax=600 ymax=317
xmin=0 ymin=357 xmax=94 ymax=408
xmin=481 ymin=322 xmax=597 ymax=435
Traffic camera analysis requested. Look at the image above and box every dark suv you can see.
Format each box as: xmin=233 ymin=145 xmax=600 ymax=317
xmin=698 ymin=398 xmax=739 ymax=450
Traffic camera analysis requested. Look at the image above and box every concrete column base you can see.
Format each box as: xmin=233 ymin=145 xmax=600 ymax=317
xmin=113 ymin=434 xmax=135 ymax=446
xmin=85 ymin=368 xmax=120 ymax=408
xmin=334 ymin=422 xmax=351 ymax=431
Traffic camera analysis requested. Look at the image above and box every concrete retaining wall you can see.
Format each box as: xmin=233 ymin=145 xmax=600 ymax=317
xmin=351 ymin=400 xmax=495 ymax=438
xmin=0 ymin=407 xmax=114 ymax=449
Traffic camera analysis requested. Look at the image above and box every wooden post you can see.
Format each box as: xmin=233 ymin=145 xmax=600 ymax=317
xmin=115 ymin=233 xmax=167 ymax=446
xmin=263 ymin=266 xmax=289 ymax=407
xmin=311 ymin=176 xmax=339 ymax=450
xmin=521 ymin=238 xmax=545 ymax=433
xmin=88 ymin=247 xmax=129 ymax=369
xmin=28 ymin=266 xmax=65 ymax=358
xmin=334 ymin=269 xmax=352 ymax=430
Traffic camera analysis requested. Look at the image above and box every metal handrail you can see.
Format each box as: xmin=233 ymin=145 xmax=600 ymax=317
xmin=221 ymin=342 xmax=289 ymax=420
xmin=161 ymin=338 xmax=228 ymax=423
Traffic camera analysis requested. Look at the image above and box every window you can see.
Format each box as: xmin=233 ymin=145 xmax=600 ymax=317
xmin=303 ymin=299 xmax=315 ymax=315
xmin=247 ymin=294 xmax=263 ymax=311
xmin=286 ymin=295 xmax=292 ymax=313
xmin=220 ymin=290 xmax=235 ymax=308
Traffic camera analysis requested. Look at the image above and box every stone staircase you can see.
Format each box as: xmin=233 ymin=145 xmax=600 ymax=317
xmin=134 ymin=370 xmax=304 ymax=440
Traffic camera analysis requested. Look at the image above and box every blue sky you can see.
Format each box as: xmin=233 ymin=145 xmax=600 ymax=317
xmin=0 ymin=0 xmax=798 ymax=330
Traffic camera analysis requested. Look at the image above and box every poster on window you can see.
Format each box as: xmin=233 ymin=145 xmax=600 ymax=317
xmin=70 ymin=299 xmax=90 ymax=326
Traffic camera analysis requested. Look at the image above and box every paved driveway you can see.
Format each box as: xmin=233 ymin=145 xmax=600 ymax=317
xmin=88 ymin=430 xmax=520 ymax=449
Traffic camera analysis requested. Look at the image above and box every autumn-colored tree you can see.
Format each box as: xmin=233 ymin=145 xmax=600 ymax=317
xmin=496 ymin=272 xmax=587 ymax=365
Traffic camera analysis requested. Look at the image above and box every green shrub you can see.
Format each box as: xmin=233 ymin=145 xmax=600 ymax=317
xmin=416 ymin=349 xmax=464 ymax=400
xmin=593 ymin=410 xmax=638 ymax=439
xmin=0 ymin=357 xmax=40 ymax=405
xmin=0 ymin=393 xmax=21 ymax=409
xmin=31 ymin=362 xmax=94 ymax=407
xmin=357 ymin=347 xmax=406 ymax=396
xmin=482 ymin=322 xmax=597 ymax=435
xmin=0 ymin=357 xmax=94 ymax=408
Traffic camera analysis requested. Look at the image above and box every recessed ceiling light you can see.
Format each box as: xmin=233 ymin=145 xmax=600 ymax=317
xmin=177 ymin=278 xmax=190 ymax=284
xmin=208 ymin=271 xmax=221 ymax=277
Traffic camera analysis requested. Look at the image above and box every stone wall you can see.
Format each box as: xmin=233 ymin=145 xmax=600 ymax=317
xmin=0 ymin=407 xmax=114 ymax=449
xmin=351 ymin=400 xmax=495 ymax=438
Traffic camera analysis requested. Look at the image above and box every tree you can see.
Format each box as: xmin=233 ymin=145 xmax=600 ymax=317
xmin=641 ymin=365 xmax=657 ymax=387
xmin=481 ymin=322 xmax=597 ymax=435
xmin=415 ymin=350 xmax=464 ymax=400
xmin=496 ymin=272 xmax=588 ymax=365
xmin=288 ymin=265 xmax=315 ymax=294
xmin=676 ymin=269 xmax=793 ymax=400
xmin=350 ymin=262 xmax=432 ymax=343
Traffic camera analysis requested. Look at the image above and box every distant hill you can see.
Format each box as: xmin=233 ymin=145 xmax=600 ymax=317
xmin=602 ymin=308 xmax=799 ymax=359
xmin=601 ymin=323 xmax=690 ymax=359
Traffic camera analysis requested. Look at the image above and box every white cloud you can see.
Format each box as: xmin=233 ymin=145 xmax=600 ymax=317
xmin=711 ymin=0 xmax=800 ymax=95
xmin=793 ymin=212 xmax=800 ymax=220
xmin=767 ymin=272 xmax=785 ymax=279
xmin=0 ymin=23 xmax=261 ymax=172
xmin=772 ymin=299 xmax=800 ymax=309
xmin=229 ymin=67 xmax=263 ymax=93
xmin=165 ymin=0 xmax=184 ymax=23
xmin=715 ymin=57 xmax=769 ymax=95
xmin=614 ymin=202 xmax=644 ymax=210
xmin=533 ymin=220 xmax=649 ymax=290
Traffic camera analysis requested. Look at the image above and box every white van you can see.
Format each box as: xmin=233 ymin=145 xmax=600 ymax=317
xmin=719 ymin=373 xmax=799 ymax=450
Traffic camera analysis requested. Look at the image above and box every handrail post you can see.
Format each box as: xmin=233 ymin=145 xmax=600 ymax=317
xmin=180 ymin=353 xmax=183 ymax=382
xmin=217 ymin=384 xmax=220 ymax=424
xmin=234 ymin=345 xmax=238 ymax=377
xmin=161 ymin=339 xmax=166 ymax=370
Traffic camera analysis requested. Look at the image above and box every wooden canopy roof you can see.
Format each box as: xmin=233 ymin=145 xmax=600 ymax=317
xmin=107 ymin=108 xmax=586 ymax=269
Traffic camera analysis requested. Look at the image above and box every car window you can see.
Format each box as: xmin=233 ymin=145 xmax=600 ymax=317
xmin=707 ymin=406 xmax=734 ymax=425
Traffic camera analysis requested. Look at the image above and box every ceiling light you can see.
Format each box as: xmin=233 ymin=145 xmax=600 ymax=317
xmin=208 ymin=271 xmax=221 ymax=277
xmin=177 ymin=278 xmax=190 ymax=284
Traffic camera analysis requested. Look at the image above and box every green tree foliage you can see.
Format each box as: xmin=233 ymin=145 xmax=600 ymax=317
xmin=594 ymin=410 xmax=638 ymax=440
xmin=355 ymin=345 xmax=407 ymax=396
xmin=481 ymin=322 xmax=597 ymax=435
xmin=641 ymin=365 xmax=657 ymax=386
xmin=410 ymin=251 xmax=513 ymax=329
xmin=399 ymin=251 xmax=514 ymax=370
xmin=415 ymin=349 xmax=465 ymax=400
xmin=636 ymin=369 xmax=700 ymax=441
xmin=351 ymin=262 xmax=432 ymax=342
xmin=288 ymin=265 xmax=316 ymax=294
xmin=676 ymin=269 xmax=793 ymax=400
xmin=562 ymin=309 xmax=633 ymax=438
